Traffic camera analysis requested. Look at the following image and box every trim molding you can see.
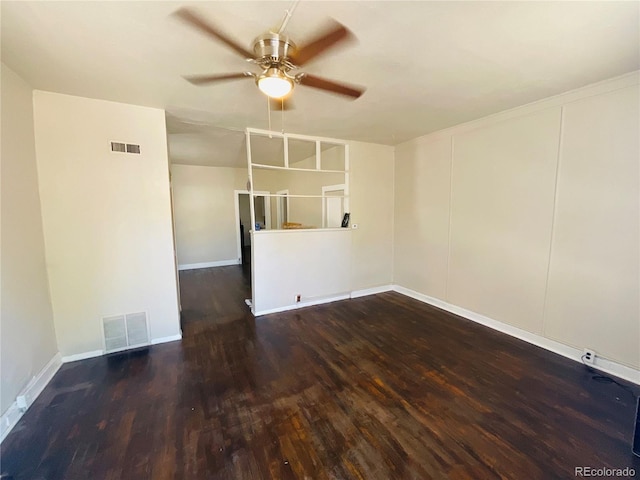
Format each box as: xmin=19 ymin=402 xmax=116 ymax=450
xmin=1 ymin=352 xmax=62 ymax=443
xmin=61 ymin=350 xmax=103 ymax=363
xmin=396 ymin=71 xmax=639 ymax=148
xmin=178 ymin=259 xmax=240 ymax=271
xmin=254 ymin=293 xmax=351 ymax=316
xmin=151 ymin=334 xmax=182 ymax=345
xmin=350 ymin=285 xmax=393 ymax=299
xmin=61 ymin=334 xmax=183 ymax=363
xmin=392 ymin=285 xmax=640 ymax=385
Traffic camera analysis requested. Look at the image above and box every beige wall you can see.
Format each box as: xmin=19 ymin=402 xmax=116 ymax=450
xmin=285 ymin=168 xmax=344 ymax=228
xmin=33 ymin=91 xmax=181 ymax=357
xmin=171 ymin=164 xmax=247 ymax=267
xmin=172 ymin=139 xmax=395 ymax=297
xmin=543 ymin=87 xmax=639 ymax=367
xmin=394 ymin=136 xmax=451 ymax=299
xmin=0 ymin=65 xmax=58 ymax=414
xmin=252 ymin=161 xmax=343 ymax=229
xmin=448 ymin=108 xmax=561 ymax=334
xmin=350 ymin=142 xmax=395 ymax=291
xmin=394 ymin=75 xmax=639 ymax=369
xmin=172 ymin=137 xmax=395 ymax=314
xmin=252 ymin=230 xmax=352 ymax=314
xmin=251 ymin=140 xmax=395 ymax=313
xmin=255 ymin=139 xmax=395 ymax=291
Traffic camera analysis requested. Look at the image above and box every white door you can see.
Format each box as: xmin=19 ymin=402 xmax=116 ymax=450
xmin=322 ymin=184 xmax=346 ymax=228
xmin=326 ymin=196 xmax=343 ymax=227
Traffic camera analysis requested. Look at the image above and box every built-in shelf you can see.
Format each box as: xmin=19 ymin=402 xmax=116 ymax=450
xmin=251 ymin=193 xmax=347 ymax=198
xmin=251 ymin=163 xmax=346 ymax=174
xmin=247 ymin=128 xmax=350 ymax=234
xmin=252 ymin=227 xmax=351 ymax=234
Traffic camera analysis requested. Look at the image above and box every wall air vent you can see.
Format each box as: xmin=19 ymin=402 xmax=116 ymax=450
xmin=110 ymin=141 xmax=141 ymax=154
xmin=126 ymin=144 xmax=141 ymax=154
xmin=102 ymin=312 xmax=150 ymax=353
xmin=111 ymin=141 xmax=126 ymax=153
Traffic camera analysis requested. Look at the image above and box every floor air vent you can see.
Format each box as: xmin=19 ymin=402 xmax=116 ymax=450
xmin=102 ymin=312 xmax=150 ymax=353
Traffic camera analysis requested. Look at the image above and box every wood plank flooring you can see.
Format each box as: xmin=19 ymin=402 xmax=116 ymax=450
xmin=1 ymin=265 xmax=639 ymax=479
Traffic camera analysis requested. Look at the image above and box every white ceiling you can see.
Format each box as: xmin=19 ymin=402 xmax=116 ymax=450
xmin=2 ymin=1 xmax=638 ymax=167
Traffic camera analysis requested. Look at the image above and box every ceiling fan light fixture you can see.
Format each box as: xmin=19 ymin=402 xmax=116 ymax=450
xmin=257 ymin=68 xmax=293 ymax=98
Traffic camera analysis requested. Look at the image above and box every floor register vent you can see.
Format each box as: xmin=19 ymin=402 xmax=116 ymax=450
xmin=102 ymin=312 xmax=150 ymax=353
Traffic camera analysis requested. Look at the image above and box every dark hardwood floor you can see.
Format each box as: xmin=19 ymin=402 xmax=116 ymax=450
xmin=2 ymin=265 xmax=639 ymax=479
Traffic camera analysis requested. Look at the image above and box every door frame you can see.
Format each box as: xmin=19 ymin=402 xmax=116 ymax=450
xmin=321 ymin=184 xmax=346 ymax=228
xmin=275 ymin=189 xmax=290 ymax=229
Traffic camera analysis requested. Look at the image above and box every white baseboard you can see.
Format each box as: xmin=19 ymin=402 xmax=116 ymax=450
xmin=1 ymin=404 xmax=22 ymax=443
xmin=151 ymin=334 xmax=182 ymax=345
xmin=61 ymin=334 xmax=182 ymax=363
xmin=392 ymin=285 xmax=640 ymax=385
xmin=351 ymin=284 xmax=393 ymax=299
xmin=1 ymin=352 xmax=62 ymax=443
xmin=254 ymin=293 xmax=351 ymax=316
xmin=178 ymin=259 xmax=240 ymax=271
xmin=61 ymin=350 xmax=103 ymax=363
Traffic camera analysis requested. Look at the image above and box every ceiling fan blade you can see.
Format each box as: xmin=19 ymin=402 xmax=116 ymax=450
xmin=290 ymin=19 xmax=354 ymax=66
xmin=173 ymin=7 xmax=254 ymax=59
xmin=184 ymin=73 xmax=253 ymax=86
xmin=270 ymin=98 xmax=295 ymax=111
xmin=297 ymin=74 xmax=365 ymax=99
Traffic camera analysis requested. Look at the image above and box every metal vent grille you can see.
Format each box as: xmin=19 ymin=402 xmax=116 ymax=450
xmin=111 ymin=141 xmax=141 ymax=154
xmin=103 ymin=315 xmax=127 ymax=352
xmin=102 ymin=312 xmax=150 ymax=353
xmin=125 ymin=312 xmax=149 ymax=346
xmin=111 ymin=142 xmax=126 ymax=153
xmin=126 ymin=144 xmax=141 ymax=154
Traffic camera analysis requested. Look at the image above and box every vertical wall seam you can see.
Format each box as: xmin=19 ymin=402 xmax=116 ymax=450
xmin=541 ymin=106 xmax=565 ymax=337
xmin=391 ymin=145 xmax=396 ymax=285
xmin=444 ymin=135 xmax=455 ymax=302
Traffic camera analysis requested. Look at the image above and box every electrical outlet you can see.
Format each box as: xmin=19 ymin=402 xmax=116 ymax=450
xmin=16 ymin=395 xmax=28 ymax=410
xmin=582 ymin=348 xmax=596 ymax=365
xmin=295 ymin=294 xmax=301 ymax=303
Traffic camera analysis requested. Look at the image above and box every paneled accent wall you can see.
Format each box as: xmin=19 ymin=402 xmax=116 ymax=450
xmin=394 ymin=73 xmax=639 ymax=369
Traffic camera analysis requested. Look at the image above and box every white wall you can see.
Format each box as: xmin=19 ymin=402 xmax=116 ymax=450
xmin=394 ymin=136 xmax=451 ymax=300
xmin=251 ymin=140 xmax=395 ymax=314
xmin=33 ymin=91 xmax=181 ymax=358
xmin=174 ymin=138 xmax=394 ymax=314
xmin=252 ymin=230 xmax=352 ymax=314
xmin=171 ymin=164 xmax=247 ymax=268
xmin=543 ymin=86 xmax=639 ymax=367
xmin=255 ymin=140 xmax=395 ymax=291
xmin=448 ymin=108 xmax=561 ymax=334
xmin=0 ymin=64 xmax=58 ymax=414
xmin=394 ymin=73 xmax=639 ymax=369
xmin=349 ymin=142 xmax=395 ymax=291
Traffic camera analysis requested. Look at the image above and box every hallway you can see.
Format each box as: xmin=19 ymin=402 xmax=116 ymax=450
xmin=179 ymin=264 xmax=251 ymax=332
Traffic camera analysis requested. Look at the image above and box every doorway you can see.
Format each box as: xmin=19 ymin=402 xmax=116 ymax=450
xmin=322 ymin=184 xmax=346 ymax=228
xmin=276 ymin=189 xmax=289 ymax=229
xmin=235 ymin=190 xmax=270 ymax=266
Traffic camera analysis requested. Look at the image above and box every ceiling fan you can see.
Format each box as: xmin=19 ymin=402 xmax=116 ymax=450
xmin=173 ymin=6 xmax=365 ymax=106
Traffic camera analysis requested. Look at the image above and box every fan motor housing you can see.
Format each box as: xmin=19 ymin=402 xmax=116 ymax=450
xmin=253 ymin=33 xmax=297 ymax=65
